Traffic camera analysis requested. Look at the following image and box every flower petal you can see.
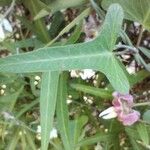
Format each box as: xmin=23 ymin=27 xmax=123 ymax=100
xmin=119 ymin=110 xmax=140 ymax=126
xmin=99 ymin=107 xmax=116 ymax=118
xmin=2 ymin=19 xmax=13 ymax=32
xmin=0 ymin=24 xmax=5 ymax=40
xmin=102 ymin=111 xmax=117 ymax=119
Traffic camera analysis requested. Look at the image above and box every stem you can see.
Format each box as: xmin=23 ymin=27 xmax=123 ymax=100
xmin=136 ymin=25 xmax=144 ymax=48
xmin=0 ymin=0 xmax=16 ymax=23
xmin=115 ymin=44 xmax=139 ymax=55
xmin=133 ymin=102 xmax=150 ymax=107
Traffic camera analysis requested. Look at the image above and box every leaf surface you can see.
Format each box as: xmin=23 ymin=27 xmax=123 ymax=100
xmin=40 ymin=71 xmax=59 ymax=150
xmin=0 ymin=4 xmax=129 ymax=93
xmin=102 ymin=0 xmax=150 ymax=30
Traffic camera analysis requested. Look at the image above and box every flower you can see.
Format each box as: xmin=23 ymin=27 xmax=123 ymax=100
xmin=99 ymin=92 xmax=140 ymax=126
xmin=0 ymin=18 xmax=13 ymax=41
xmin=79 ymin=69 xmax=95 ymax=80
xmin=37 ymin=126 xmax=58 ymax=139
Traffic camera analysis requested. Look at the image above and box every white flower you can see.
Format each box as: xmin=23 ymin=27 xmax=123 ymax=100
xmin=49 ymin=128 xmax=58 ymax=139
xmin=79 ymin=69 xmax=95 ymax=80
xmin=126 ymin=60 xmax=136 ymax=74
xmin=35 ymin=76 xmax=41 ymax=81
xmin=95 ymin=143 xmax=103 ymax=150
xmin=37 ymin=126 xmax=58 ymax=140
xmin=66 ymin=99 xmax=72 ymax=104
xmin=99 ymin=107 xmax=117 ymax=119
xmin=0 ymin=18 xmax=13 ymax=41
xmin=1 ymin=111 xmax=15 ymax=120
xmin=70 ymin=70 xmax=80 ymax=78
xmin=133 ymin=22 xmax=140 ymax=27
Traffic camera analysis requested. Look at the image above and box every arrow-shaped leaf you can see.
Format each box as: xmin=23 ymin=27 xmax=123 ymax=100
xmin=0 ymin=4 xmax=129 ymax=93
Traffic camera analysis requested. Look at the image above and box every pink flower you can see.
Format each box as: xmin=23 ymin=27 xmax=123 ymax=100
xmin=99 ymin=92 xmax=140 ymax=126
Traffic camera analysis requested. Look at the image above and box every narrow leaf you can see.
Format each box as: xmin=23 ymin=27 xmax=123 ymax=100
xmin=70 ymin=83 xmax=112 ymax=99
xmin=139 ymin=47 xmax=150 ymax=58
xmin=77 ymin=133 xmax=112 ymax=147
xmin=137 ymin=123 xmax=149 ymax=145
xmin=40 ymin=71 xmax=59 ymax=150
xmin=56 ymin=73 xmax=71 ymax=150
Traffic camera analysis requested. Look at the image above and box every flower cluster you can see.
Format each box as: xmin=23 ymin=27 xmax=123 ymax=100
xmin=99 ymin=92 xmax=140 ymax=126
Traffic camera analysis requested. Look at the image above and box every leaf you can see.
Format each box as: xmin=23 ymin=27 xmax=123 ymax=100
xmin=2 ymin=38 xmax=44 ymax=53
xmin=70 ymin=83 xmax=112 ymax=99
xmin=102 ymin=0 xmax=150 ymax=30
xmin=0 ymin=0 xmax=21 ymax=6
xmin=135 ymin=54 xmax=150 ymax=71
xmin=65 ymin=24 xmax=82 ymax=45
xmin=125 ymin=127 xmax=143 ymax=150
xmin=129 ymin=70 xmax=150 ymax=87
xmin=0 ymin=0 xmax=12 ymax=5
xmin=139 ymin=47 xmax=150 ymax=58
xmin=0 ymin=87 xmax=23 ymax=111
xmin=0 ymin=73 xmax=18 ymax=85
xmin=34 ymin=0 xmax=88 ymax=20
xmin=143 ymin=110 xmax=150 ymax=123
xmin=7 ymin=132 xmax=20 ymax=150
xmin=46 ymin=8 xmax=90 ymax=46
xmin=25 ymin=130 xmax=37 ymax=150
xmin=137 ymin=123 xmax=149 ymax=145
xmin=68 ymin=116 xmax=88 ymax=148
xmin=23 ymin=0 xmax=50 ymax=42
xmin=40 ymin=71 xmax=59 ymax=150
xmin=16 ymin=99 xmax=39 ymax=118
xmin=49 ymin=11 xmax=64 ymax=39
xmin=77 ymin=133 xmax=112 ymax=147
xmin=56 ymin=73 xmax=71 ymax=150
xmin=0 ymin=4 xmax=129 ymax=93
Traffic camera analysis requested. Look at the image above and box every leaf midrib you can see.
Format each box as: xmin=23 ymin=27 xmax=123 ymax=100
xmin=0 ymin=51 xmax=111 ymax=68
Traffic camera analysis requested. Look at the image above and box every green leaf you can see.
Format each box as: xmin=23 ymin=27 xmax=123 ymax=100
xmin=70 ymin=83 xmax=112 ymax=99
xmin=137 ymin=123 xmax=149 ymax=145
xmin=2 ymin=38 xmax=44 ymax=53
xmin=0 ymin=4 xmax=129 ymax=93
xmin=102 ymin=0 xmax=150 ymax=30
xmin=65 ymin=24 xmax=82 ymax=45
xmin=0 ymin=87 xmax=23 ymax=111
xmin=49 ymin=11 xmax=64 ymax=39
xmin=143 ymin=110 xmax=150 ymax=123
xmin=0 ymin=0 xmax=12 ymax=5
xmin=25 ymin=130 xmax=37 ymax=150
xmin=40 ymin=71 xmax=59 ymax=150
xmin=7 ymin=130 xmax=20 ymax=150
xmin=46 ymin=8 xmax=90 ymax=46
xmin=56 ymin=73 xmax=71 ymax=150
xmin=0 ymin=73 xmax=18 ymax=85
xmin=77 ymin=133 xmax=112 ymax=147
xmin=0 ymin=0 xmax=21 ymax=6
xmin=69 ymin=116 xmax=88 ymax=148
xmin=23 ymin=0 xmax=50 ymax=42
xmin=16 ymin=99 xmax=39 ymax=118
xmin=125 ymin=127 xmax=142 ymax=150
xmin=129 ymin=70 xmax=150 ymax=87
xmin=139 ymin=47 xmax=150 ymax=58
xmin=34 ymin=0 xmax=88 ymax=20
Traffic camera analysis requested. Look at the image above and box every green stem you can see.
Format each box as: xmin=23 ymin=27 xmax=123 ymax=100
xmin=115 ymin=44 xmax=138 ymax=53
xmin=133 ymin=102 xmax=150 ymax=107
xmin=136 ymin=25 xmax=144 ymax=48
